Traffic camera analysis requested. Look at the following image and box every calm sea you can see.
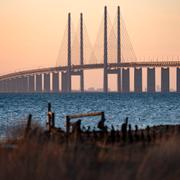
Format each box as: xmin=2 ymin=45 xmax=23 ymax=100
xmin=0 ymin=93 xmax=180 ymax=137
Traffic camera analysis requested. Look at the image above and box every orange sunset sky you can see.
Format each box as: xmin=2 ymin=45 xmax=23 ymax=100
xmin=0 ymin=0 xmax=180 ymax=91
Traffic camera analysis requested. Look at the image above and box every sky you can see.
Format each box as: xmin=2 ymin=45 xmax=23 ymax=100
xmin=0 ymin=0 xmax=180 ymax=90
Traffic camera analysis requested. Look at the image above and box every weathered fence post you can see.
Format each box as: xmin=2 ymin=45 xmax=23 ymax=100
xmin=48 ymin=102 xmax=51 ymax=112
xmin=47 ymin=112 xmax=52 ymax=132
xmin=66 ymin=116 xmax=70 ymax=136
xmin=52 ymin=112 xmax=55 ymax=128
xmin=47 ymin=103 xmax=52 ymax=132
xmin=24 ymin=114 xmax=32 ymax=137
xmin=101 ymin=112 xmax=105 ymax=121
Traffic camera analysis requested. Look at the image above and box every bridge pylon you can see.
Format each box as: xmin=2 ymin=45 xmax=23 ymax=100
xmin=117 ymin=6 xmax=121 ymax=92
xmin=67 ymin=13 xmax=72 ymax=92
xmin=62 ymin=12 xmax=85 ymax=92
xmin=80 ymin=13 xmax=84 ymax=92
xmin=103 ymin=6 xmax=122 ymax=92
xmin=103 ymin=6 xmax=108 ymax=92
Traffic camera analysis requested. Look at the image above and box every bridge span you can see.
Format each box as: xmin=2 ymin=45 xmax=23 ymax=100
xmin=0 ymin=61 xmax=180 ymax=80
xmin=0 ymin=6 xmax=180 ymax=93
xmin=0 ymin=62 xmax=180 ymax=93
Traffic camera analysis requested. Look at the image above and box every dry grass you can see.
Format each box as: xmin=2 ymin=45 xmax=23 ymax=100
xmin=0 ymin=125 xmax=180 ymax=180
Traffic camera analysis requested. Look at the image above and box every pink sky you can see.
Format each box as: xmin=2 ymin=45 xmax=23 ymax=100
xmin=0 ymin=0 xmax=179 ymax=90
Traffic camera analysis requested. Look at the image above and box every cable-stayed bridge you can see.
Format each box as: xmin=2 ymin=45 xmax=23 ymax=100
xmin=0 ymin=6 xmax=180 ymax=93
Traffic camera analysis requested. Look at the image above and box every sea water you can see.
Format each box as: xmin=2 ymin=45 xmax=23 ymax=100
xmin=0 ymin=93 xmax=180 ymax=137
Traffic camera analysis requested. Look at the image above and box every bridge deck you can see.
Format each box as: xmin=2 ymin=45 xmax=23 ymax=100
xmin=0 ymin=61 xmax=180 ymax=80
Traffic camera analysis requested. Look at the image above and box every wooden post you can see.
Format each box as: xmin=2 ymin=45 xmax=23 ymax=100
xmin=66 ymin=116 xmax=70 ymax=135
xmin=52 ymin=112 xmax=55 ymax=128
xmin=47 ymin=112 xmax=52 ymax=132
xmin=48 ymin=103 xmax=51 ymax=112
xmin=47 ymin=103 xmax=52 ymax=132
xmin=25 ymin=114 xmax=32 ymax=137
xmin=101 ymin=112 xmax=105 ymax=121
xmin=67 ymin=112 xmax=104 ymax=119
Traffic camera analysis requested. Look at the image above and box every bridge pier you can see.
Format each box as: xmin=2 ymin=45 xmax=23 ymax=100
xmin=0 ymin=81 xmax=2 ymax=92
xmin=67 ymin=72 xmax=71 ymax=92
xmin=17 ymin=77 xmax=23 ymax=93
xmin=5 ymin=79 xmax=9 ymax=92
xmin=61 ymin=72 xmax=68 ymax=92
xmin=80 ymin=71 xmax=84 ymax=92
xmin=134 ymin=68 xmax=142 ymax=92
xmin=5 ymin=79 xmax=10 ymax=92
xmin=161 ymin=67 xmax=169 ymax=92
xmin=103 ymin=71 xmax=108 ymax=92
xmin=65 ymin=72 xmax=71 ymax=92
xmin=177 ymin=67 xmax=180 ymax=92
xmin=122 ymin=68 xmax=130 ymax=93
xmin=36 ymin=74 xmax=42 ymax=93
xmin=6 ymin=79 xmax=10 ymax=92
xmin=28 ymin=75 xmax=35 ymax=92
xmin=2 ymin=80 xmax=6 ymax=92
xmin=21 ymin=76 xmax=26 ymax=93
xmin=14 ymin=78 xmax=19 ymax=92
xmin=44 ymin=73 xmax=51 ymax=92
xmin=11 ymin=78 xmax=16 ymax=92
xmin=52 ymin=72 xmax=59 ymax=92
xmin=23 ymin=76 xmax=28 ymax=92
xmin=9 ymin=78 xmax=15 ymax=92
xmin=2 ymin=80 xmax=5 ymax=92
xmin=0 ymin=80 xmax=5 ymax=92
xmin=117 ymin=70 xmax=121 ymax=92
xmin=12 ymin=78 xmax=17 ymax=92
xmin=0 ymin=80 xmax=3 ymax=92
xmin=8 ymin=78 xmax=13 ymax=93
xmin=147 ymin=67 xmax=155 ymax=93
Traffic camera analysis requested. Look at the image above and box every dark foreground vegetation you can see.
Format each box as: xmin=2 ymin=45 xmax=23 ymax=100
xmin=0 ymin=104 xmax=180 ymax=180
xmin=0 ymin=121 xmax=180 ymax=180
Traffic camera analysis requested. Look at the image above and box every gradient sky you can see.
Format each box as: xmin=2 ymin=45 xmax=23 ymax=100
xmin=0 ymin=0 xmax=180 ymax=90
